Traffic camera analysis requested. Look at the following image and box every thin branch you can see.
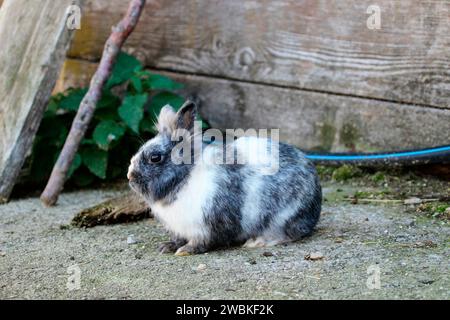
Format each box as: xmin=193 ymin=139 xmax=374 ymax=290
xmin=40 ymin=0 xmax=146 ymax=206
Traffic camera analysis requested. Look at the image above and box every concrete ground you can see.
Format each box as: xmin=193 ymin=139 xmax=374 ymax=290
xmin=0 ymin=184 xmax=449 ymax=299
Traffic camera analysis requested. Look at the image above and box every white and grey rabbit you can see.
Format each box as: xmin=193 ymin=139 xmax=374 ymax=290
xmin=127 ymin=101 xmax=322 ymax=256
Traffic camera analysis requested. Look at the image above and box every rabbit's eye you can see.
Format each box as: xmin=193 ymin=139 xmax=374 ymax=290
xmin=150 ymin=154 xmax=163 ymax=164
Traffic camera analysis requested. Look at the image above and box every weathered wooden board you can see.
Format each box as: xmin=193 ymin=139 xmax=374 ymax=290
xmin=55 ymin=59 xmax=450 ymax=152
xmin=68 ymin=0 xmax=450 ymax=109
xmin=175 ymin=74 xmax=450 ymax=152
xmin=0 ymin=0 xmax=79 ymax=203
xmin=53 ymin=57 xmax=97 ymax=94
xmin=72 ymin=191 xmax=151 ymax=228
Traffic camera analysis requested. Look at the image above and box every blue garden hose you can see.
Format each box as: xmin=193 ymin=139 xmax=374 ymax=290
xmin=304 ymin=145 xmax=450 ymax=166
xmin=202 ymin=134 xmax=449 ymax=166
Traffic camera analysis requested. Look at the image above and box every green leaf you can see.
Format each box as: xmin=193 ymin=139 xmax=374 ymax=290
xmin=144 ymin=74 xmax=183 ymax=90
xmin=67 ymin=153 xmax=82 ymax=178
xmin=81 ymin=146 xmax=108 ymax=179
xmin=108 ymin=165 xmax=124 ymax=179
xmin=44 ymin=99 xmax=59 ymax=118
xmin=73 ymin=169 xmax=95 ymax=187
xmin=37 ymin=118 xmax=68 ymax=148
xmin=93 ymin=120 xmax=126 ymax=150
xmin=140 ymin=116 xmax=156 ymax=134
xmin=45 ymin=92 xmax=65 ymax=118
xmin=201 ymin=119 xmax=210 ymax=129
xmin=97 ymin=91 xmax=120 ymax=109
xmin=118 ymin=93 xmax=148 ymax=133
xmin=29 ymin=142 xmax=58 ymax=183
xmin=94 ymin=107 xmax=121 ymax=122
xmin=130 ymin=75 xmax=143 ymax=93
xmin=136 ymin=70 xmax=151 ymax=78
xmin=59 ymin=88 xmax=88 ymax=111
xmin=81 ymin=139 xmax=96 ymax=146
xmin=106 ymin=52 xmax=142 ymax=89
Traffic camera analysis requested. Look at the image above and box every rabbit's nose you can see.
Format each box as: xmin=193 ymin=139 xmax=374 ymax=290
xmin=127 ymin=168 xmax=133 ymax=180
xmin=128 ymin=156 xmax=138 ymax=180
xmin=127 ymin=162 xmax=136 ymax=181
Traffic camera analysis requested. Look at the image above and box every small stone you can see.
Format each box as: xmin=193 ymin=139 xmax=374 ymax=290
xmin=197 ymin=263 xmax=207 ymax=271
xmin=305 ymin=252 xmax=324 ymax=261
xmin=407 ymin=220 xmax=416 ymax=227
xmin=127 ymin=234 xmax=138 ymax=245
xmin=0 ymin=252 xmax=5 ymax=257
xmin=248 ymin=258 xmax=257 ymax=265
xmin=404 ymin=197 xmax=422 ymax=205
xmin=262 ymin=251 xmax=274 ymax=257
xmin=418 ymin=278 xmax=435 ymax=285
xmin=135 ymin=253 xmax=143 ymax=259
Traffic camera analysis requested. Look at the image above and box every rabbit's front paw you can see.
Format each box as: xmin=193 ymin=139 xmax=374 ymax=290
xmin=175 ymin=244 xmax=195 ymax=256
xmin=158 ymin=237 xmax=187 ymax=254
xmin=158 ymin=241 xmax=178 ymax=254
xmin=175 ymin=243 xmax=208 ymax=256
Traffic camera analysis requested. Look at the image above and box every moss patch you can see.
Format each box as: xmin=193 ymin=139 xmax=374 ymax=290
xmin=339 ymin=123 xmax=360 ymax=150
xmin=331 ymin=165 xmax=363 ymax=182
xmin=416 ymin=202 xmax=450 ymax=220
xmin=320 ymin=165 xmax=450 ymax=222
xmin=319 ymin=122 xmax=336 ymax=152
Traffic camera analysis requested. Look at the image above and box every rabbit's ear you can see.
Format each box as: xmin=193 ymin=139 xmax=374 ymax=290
xmin=156 ymin=105 xmax=177 ymax=133
xmin=175 ymin=100 xmax=197 ymax=133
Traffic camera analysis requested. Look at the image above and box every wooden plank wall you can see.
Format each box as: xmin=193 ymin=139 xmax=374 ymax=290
xmin=61 ymin=0 xmax=450 ymax=152
xmin=0 ymin=0 xmax=77 ymax=202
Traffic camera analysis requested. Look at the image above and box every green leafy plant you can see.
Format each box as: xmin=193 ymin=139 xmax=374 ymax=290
xmin=28 ymin=51 xmax=199 ymax=187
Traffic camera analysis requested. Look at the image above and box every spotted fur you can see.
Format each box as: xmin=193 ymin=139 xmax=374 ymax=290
xmin=128 ymin=101 xmax=322 ymax=255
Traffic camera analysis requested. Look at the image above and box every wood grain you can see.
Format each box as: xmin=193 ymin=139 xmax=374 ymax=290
xmin=0 ymin=0 xmax=78 ymax=202
xmin=55 ymin=59 xmax=450 ymax=153
xmin=72 ymin=191 xmax=151 ymax=228
xmin=68 ymin=0 xmax=450 ymax=109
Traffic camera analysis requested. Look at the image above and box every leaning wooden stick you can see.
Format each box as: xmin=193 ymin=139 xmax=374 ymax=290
xmin=40 ymin=0 xmax=146 ymax=206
